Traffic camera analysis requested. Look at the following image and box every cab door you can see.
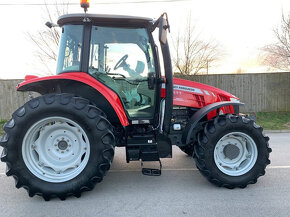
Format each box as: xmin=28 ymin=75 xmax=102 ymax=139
xmin=88 ymin=26 xmax=158 ymax=122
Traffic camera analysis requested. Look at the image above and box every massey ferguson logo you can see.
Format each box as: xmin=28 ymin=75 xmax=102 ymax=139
xmin=173 ymin=85 xmax=203 ymax=94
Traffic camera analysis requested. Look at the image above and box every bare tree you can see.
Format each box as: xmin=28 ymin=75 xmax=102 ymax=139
xmin=261 ymin=12 xmax=290 ymax=71
xmin=172 ymin=14 xmax=221 ymax=75
xmin=27 ymin=1 xmax=69 ymax=74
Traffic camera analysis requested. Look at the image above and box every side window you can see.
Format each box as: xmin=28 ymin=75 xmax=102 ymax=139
xmin=56 ymin=25 xmax=83 ymax=74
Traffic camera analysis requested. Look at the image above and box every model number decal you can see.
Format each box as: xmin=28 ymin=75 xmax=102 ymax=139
xmin=173 ymin=85 xmax=203 ymax=94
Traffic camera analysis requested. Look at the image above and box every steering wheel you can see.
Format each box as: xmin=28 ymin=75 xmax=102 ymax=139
xmin=114 ymin=54 xmax=128 ymax=70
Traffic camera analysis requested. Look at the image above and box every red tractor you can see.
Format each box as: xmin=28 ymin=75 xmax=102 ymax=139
xmin=0 ymin=5 xmax=271 ymax=200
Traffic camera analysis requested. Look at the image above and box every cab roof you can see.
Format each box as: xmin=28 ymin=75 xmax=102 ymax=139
xmin=57 ymin=13 xmax=153 ymax=27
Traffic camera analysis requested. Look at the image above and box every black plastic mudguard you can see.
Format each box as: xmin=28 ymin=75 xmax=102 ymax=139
xmin=182 ymin=101 xmax=244 ymax=145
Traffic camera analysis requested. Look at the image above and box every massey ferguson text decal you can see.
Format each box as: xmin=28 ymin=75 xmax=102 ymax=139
xmin=173 ymin=85 xmax=203 ymax=94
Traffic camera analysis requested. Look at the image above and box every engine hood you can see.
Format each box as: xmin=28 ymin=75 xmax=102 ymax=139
xmin=169 ymin=77 xmax=239 ymax=108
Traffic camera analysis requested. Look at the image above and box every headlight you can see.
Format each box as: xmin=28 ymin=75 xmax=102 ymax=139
xmin=230 ymin=97 xmax=240 ymax=103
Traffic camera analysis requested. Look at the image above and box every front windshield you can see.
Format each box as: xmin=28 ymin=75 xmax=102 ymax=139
xmin=56 ymin=25 xmax=83 ymax=74
xmin=89 ymin=26 xmax=156 ymax=119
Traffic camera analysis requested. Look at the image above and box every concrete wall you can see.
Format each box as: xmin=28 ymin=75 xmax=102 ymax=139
xmin=0 ymin=72 xmax=289 ymax=120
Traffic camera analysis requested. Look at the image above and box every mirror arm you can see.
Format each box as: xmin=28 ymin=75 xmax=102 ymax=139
xmin=151 ymin=12 xmax=170 ymax=32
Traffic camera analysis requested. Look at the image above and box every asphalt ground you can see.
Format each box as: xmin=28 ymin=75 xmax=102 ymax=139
xmin=0 ymin=133 xmax=289 ymax=217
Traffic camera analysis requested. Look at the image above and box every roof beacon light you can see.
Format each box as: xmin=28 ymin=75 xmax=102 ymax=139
xmin=80 ymin=0 xmax=90 ymax=13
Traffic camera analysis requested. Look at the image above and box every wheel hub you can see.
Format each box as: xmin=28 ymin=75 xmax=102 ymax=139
xmin=58 ymin=140 xmax=68 ymax=150
xmin=223 ymin=144 xmax=240 ymax=160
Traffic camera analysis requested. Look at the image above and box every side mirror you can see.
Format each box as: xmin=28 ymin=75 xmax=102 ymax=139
xmin=159 ymin=18 xmax=168 ymax=45
xmin=45 ymin=21 xmax=58 ymax=28
xmin=148 ymin=72 xmax=156 ymax=90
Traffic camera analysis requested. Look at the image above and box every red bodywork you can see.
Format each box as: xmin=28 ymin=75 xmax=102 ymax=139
xmin=18 ymin=73 xmax=130 ymax=126
xmin=163 ymin=78 xmax=237 ymax=120
xmin=18 ymin=73 xmax=238 ymax=126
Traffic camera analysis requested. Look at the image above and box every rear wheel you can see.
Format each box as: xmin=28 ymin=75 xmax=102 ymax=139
xmin=194 ymin=114 xmax=271 ymax=188
xmin=0 ymin=94 xmax=115 ymax=200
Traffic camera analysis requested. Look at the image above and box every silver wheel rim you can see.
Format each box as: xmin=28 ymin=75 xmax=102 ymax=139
xmin=214 ymin=132 xmax=258 ymax=176
xmin=22 ymin=117 xmax=90 ymax=183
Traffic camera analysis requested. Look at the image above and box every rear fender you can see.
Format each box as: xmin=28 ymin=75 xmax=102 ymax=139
xmin=182 ymin=101 xmax=244 ymax=145
xmin=17 ymin=73 xmax=129 ymax=126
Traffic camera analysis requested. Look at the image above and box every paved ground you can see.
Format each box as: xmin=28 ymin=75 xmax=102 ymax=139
xmin=0 ymin=133 xmax=289 ymax=217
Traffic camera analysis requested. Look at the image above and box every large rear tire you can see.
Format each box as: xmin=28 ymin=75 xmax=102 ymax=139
xmin=0 ymin=94 xmax=115 ymax=200
xmin=194 ymin=114 xmax=271 ymax=188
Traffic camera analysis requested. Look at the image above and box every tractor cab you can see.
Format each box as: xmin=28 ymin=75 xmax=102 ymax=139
xmin=56 ymin=14 xmax=162 ymax=121
xmin=56 ymin=13 xmax=172 ymax=130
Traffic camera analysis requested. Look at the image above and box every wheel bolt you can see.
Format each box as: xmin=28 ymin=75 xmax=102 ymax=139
xmin=66 ymin=149 xmax=69 ymax=152
xmin=61 ymin=151 xmax=64 ymax=153
xmin=48 ymin=149 xmax=50 ymax=151
xmin=56 ymin=149 xmax=59 ymax=151
xmin=54 ymin=144 xmax=57 ymax=146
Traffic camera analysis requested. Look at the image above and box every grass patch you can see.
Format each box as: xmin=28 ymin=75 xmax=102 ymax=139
xmin=256 ymin=112 xmax=290 ymax=130
xmin=0 ymin=120 xmax=6 ymax=137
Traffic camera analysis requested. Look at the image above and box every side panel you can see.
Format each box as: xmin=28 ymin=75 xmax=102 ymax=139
xmin=18 ymin=72 xmax=129 ymax=126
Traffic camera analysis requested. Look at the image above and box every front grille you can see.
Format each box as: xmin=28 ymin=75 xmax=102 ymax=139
xmin=194 ymin=94 xmax=205 ymax=107
xmin=219 ymin=95 xmax=231 ymax=113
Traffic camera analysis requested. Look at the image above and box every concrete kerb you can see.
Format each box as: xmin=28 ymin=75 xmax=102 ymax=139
xmin=264 ymin=130 xmax=290 ymax=133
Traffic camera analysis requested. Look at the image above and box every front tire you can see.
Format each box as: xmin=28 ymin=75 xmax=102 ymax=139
xmin=0 ymin=94 xmax=115 ymax=200
xmin=179 ymin=145 xmax=194 ymax=157
xmin=194 ymin=114 xmax=271 ymax=188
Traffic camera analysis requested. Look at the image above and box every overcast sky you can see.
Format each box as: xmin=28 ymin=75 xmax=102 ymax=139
xmin=0 ymin=0 xmax=290 ymax=79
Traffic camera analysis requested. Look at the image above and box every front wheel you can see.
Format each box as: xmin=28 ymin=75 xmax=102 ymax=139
xmin=179 ymin=145 xmax=194 ymax=157
xmin=0 ymin=94 xmax=115 ymax=200
xmin=194 ymin=114 xmax=271 ymax=188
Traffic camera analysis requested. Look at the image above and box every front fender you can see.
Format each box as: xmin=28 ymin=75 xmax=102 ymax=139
xmin=18 ymin=72 xmax=129 ymax=126
xmin=182 ymin=101 xmax=244 ymax=145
